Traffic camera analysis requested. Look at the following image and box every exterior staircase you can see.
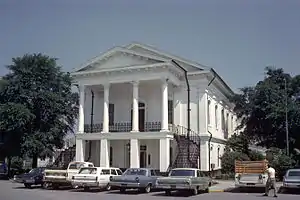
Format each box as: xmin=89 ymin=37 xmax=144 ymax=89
xmin=170 ymin=125 xmax=200 ymax=169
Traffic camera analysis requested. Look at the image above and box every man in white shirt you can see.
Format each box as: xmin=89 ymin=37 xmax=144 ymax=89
xmin=263 ymin=164 xmax=277 ymax=197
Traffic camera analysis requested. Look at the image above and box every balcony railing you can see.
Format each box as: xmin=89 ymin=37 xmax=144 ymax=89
xmin=84 ymin=122 xmax=176 ymax=133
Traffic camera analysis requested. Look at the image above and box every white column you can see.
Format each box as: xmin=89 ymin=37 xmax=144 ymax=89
xmin=102 ymin=83 xmax=110 ymax=133
xmin=75 ymin=139 xmax=84 ymax=161
xmin=131 ymin=81 xmax=139 ymax=132
xmin=130 ymin=139 xmax=140 ymax=168
xmin=160 ymin=79 xmax=169 ymax=132
xmin=100 ymin=139 xmax=109 ymax=167
xmin=159 ymin=138 xmax=170 ymax=172
xmin=78 ymin=85 xmax=85 ymax=133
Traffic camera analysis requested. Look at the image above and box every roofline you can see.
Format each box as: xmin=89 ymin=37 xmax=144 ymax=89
xmin=210 ymin=68 xmax=235 ymax=96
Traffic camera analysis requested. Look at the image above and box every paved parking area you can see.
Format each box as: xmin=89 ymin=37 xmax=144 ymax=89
xmin=0 ymin=180 xmax=299 ymax=200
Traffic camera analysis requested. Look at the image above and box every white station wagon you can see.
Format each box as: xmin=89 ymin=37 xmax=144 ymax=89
xmin=71 ymin=167 xmax=123 ymax=191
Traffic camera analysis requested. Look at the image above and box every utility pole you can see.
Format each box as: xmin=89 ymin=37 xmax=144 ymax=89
xmin=284 ymin=78 xmax=289 ymax=156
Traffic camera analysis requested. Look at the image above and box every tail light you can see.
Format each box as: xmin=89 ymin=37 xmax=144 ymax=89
xmin=109 ymin=176 xmax=113 ymax=181
xmin=259 ymin=175 xmax=263 ymax=180
xmin=96 ymin=176 xmax=98 ymax=181
xmin=135 ymin=177 xmax=139 ymax=182
xmin=72 ymin=176 xmax=75 ymax=180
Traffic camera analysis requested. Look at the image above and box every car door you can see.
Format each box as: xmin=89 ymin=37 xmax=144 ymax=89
xmin=99 ymin=169 xmax=111 ymax=183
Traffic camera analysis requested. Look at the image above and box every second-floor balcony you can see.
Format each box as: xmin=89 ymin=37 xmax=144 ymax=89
xmin=84 ymin=122 xmax=177 ymax=133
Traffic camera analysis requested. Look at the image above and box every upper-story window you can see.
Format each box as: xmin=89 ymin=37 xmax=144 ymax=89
xmin=207 ymin=100 xmax=211 ymax=125
xmin=215 ymin=105 xmax=218 ymax=129
xmin=109 ymin=104 xmax=114 ymax=125
xmin=217 ymin=147 xmax=220 ymax=167
xmin=221 ymin=109 xmax=225 ymax=131
xmin=226 ymin=113 xmax=229 ymax=132
xmin=168 ymin=100 xmax=173 ymax=124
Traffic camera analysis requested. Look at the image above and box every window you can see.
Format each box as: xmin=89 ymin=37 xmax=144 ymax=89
xmin=88 ymin=164 xmax=94 ymax=167
xmin=215 ymin=105 xmax=218 ymax=129
xmin=170 ymin=169 xmax=195 ymax=177
xmin=101 ymin=169 xmax=110 ymax=175
xmin=69 ymin=162 xmax=85 ymax=169
xmin=124 ymin=168 xmax=147 ymax=176
xmin=148 ymin=154 xmax=151 ymax=165
xmin=79 ymin=168 xmax=97 ymax=174
xmin=109 ymin=104 xmax=114 ymax=125
xmin=170 ymin=147 xmax=173 ymax=166
xmin=207 ymin=100 xmax=211 ymax=125
xmin=217 ymin=148 xmax=220 ymax=167
xmin=116 ymin=169 xmax=123 ymax=175
xmin=150 ymin=170 xmax=156 ymax=176
xmin=111 ymin=169 xmax=117 ymax=175
xmin=110 ymin=147 xmax=113 ymax=166
xmin=168 ymin=100 xmax=173 ymax=124
xmin=221 ymin=109 xmax=225 ymax=131
xmin=197 ymin=170 xmax=203 ymax=177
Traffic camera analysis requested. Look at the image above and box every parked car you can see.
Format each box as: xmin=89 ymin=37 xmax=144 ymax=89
xmin=13 ymin=167 xmax=45 ymax=188
xmin=156 ymin=168 xmax=211 ymax=196
xmin=43 ymin=161 xmax=94 ymax=189
xmin=71 ymin=167 xmax=123 ymax=191
xmin=282 ymin=168 xmax=300 ymax=191
xmin=109 ymin=168 xmax=159 ymax=193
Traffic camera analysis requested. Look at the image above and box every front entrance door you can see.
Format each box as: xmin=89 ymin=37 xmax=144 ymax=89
xmin=140 ymin=151 xmax=146 ymax=168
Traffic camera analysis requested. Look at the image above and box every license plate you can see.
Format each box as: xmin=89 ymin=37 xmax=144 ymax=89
xmin=171 ymin=185 xmax=176 ymax=189
xmin=26 ymin=180 xmax=34 ymax=183
xmin=246 ymin=183 xmax=255 ymax=185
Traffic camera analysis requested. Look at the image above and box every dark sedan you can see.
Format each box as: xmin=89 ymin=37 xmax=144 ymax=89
xmin=13 ymin=167 xmax=45 ymax=188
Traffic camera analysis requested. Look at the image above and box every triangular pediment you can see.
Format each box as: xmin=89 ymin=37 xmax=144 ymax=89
xmin=126 ymin=43 xmax=209 ymax=72
xmin=75 ymin=47 xmax=167 ymax=72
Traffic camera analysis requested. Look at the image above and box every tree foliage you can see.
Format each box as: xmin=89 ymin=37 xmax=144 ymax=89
xmin=231 ymin=67 xmax=300 ymax=152
xmin=0 ymin=54 xmax=78 ymax=167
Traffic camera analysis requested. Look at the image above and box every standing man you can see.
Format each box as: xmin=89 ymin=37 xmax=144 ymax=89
xmin=263 ymin=164 xmax=277 ymax=197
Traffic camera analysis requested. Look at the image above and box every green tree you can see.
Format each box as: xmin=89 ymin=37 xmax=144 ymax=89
xmin=0 ymin=54 xmax=78 ymax=168
xmin=231 ymin=67 xmax=300 ymax=153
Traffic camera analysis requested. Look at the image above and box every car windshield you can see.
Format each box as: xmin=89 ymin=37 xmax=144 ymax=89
xmin=288 ymin=171 xmax=300 ymax=177
xmin=69 ymin=163 xmax=85 ymax=170
xmin=29 ymin=168 xmax=40 ymax=174
xmin=79 ymin=168 xmax=97 ymax=174
xmin=124 ymin=169 xmax=147 ymax=176
xmin=170 ymin=170 xmax=195 ymax=177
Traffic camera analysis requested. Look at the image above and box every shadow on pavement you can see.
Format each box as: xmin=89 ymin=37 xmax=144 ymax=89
xmin=152 ymin=191 xmax=208 ymax=197
xmin=69 ymin=188 xmax=104 ymax=193
xmin=106 ymin=189 xmax=142 ymax=195
xmin=225 ymin=187 xmax=266 ymax=193
xmin=278 ymin=187 xmax=300 ymax=195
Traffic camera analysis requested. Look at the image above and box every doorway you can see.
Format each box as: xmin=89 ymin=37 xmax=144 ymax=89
xmin=140 ymin=145 xmax=147 ymax=168
xmin=131 ymin=102 xmax=146 ymax=132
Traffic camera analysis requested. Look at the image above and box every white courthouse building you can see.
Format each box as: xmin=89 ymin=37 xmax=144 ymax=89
xmin=71 ymin=43 xmax=238 ymax=172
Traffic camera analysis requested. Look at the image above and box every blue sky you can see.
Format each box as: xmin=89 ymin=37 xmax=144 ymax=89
xmin=0 ymin=0 xmax=299 ymax=91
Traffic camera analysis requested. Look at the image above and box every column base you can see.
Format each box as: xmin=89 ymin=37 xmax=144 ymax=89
xmin=130 ymin=130 xmax=139 ymax=133
xmin=160 ymin=129 xmax=170 ymax=132
xmin=101 ymin=130 xmax=109 ymax=133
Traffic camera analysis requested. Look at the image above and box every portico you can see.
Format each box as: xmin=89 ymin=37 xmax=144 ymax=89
xmin=73 ymin=61 xmax=182 ymax=172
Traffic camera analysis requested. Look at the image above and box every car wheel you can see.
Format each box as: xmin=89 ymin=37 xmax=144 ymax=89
xmin=191 ymin=187 xmax=198 ymax=195
xmin=165 ymin=190 xmax=172 ymax=196
xmin=42 ymin=182 xmax=49 ymax=189
xmin=143 ymin=184 xmax=151 ymax=193
xmin=204 ymin=187 xmax=209 ymax=193
xmin=120 ymin=188 xmax=126 ymax=193
xmin=105 ymin=183 xmax=111 ymax=191
xmin=24 ymin=183 xmax=32 ymax=189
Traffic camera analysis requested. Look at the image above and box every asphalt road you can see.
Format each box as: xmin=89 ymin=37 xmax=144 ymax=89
xmin=0 ymin=180 xmax=299 ymax=200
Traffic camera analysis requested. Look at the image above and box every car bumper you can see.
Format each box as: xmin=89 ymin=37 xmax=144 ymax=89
xmin=110 ymin=182 xmax=145 ymax=188
xmin=43 ymin=177 xmax=68 ymax=184
xmin=282 ymin=183 xmax=300 ymax=189
xmin=71 ymin=180 xmax=104 ymax=188
xmin=157 ymin=184 xmax=193 ymax=190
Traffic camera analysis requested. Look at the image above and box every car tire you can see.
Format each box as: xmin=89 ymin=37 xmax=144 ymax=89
xmin=143 ymin=184 xmax=151 ymax=193
xmin=191 ymin=187 xmax=198 ymax=195
xmin=105 ymin=183 xmax=111 ymax=191
xmin=42 ymin=182 xmax=50 ymax=189
xmin=24 ymin=183 xmax=32 ymax=189
xmin=120 ymin=188 xmax=126 ymax=193
xmin=165 ymin=190 xmax=172 ymax=196
xmin=204 ymin=187 xmax=209 ymax=193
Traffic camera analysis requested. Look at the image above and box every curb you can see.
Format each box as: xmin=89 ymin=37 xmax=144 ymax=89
xmin=209 ymin=189 xmax=224 ymax=193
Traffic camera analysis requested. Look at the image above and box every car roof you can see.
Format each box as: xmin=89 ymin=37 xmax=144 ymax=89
xmin=171 ymin=168 xmax=198 ymax=170
xmin=287 ymin=169 xmax=300 ymax=172
xmin=80 ymin=167 xmax=120 ymax=170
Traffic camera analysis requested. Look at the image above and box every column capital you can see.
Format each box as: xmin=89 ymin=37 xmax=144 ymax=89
xmin=161 ymin=78 xmax=169 ymax=85
xmin=131 ymin=80 xmax=139 ymax=86
xmin=102 ymin=83 xmax=110 ymax=89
